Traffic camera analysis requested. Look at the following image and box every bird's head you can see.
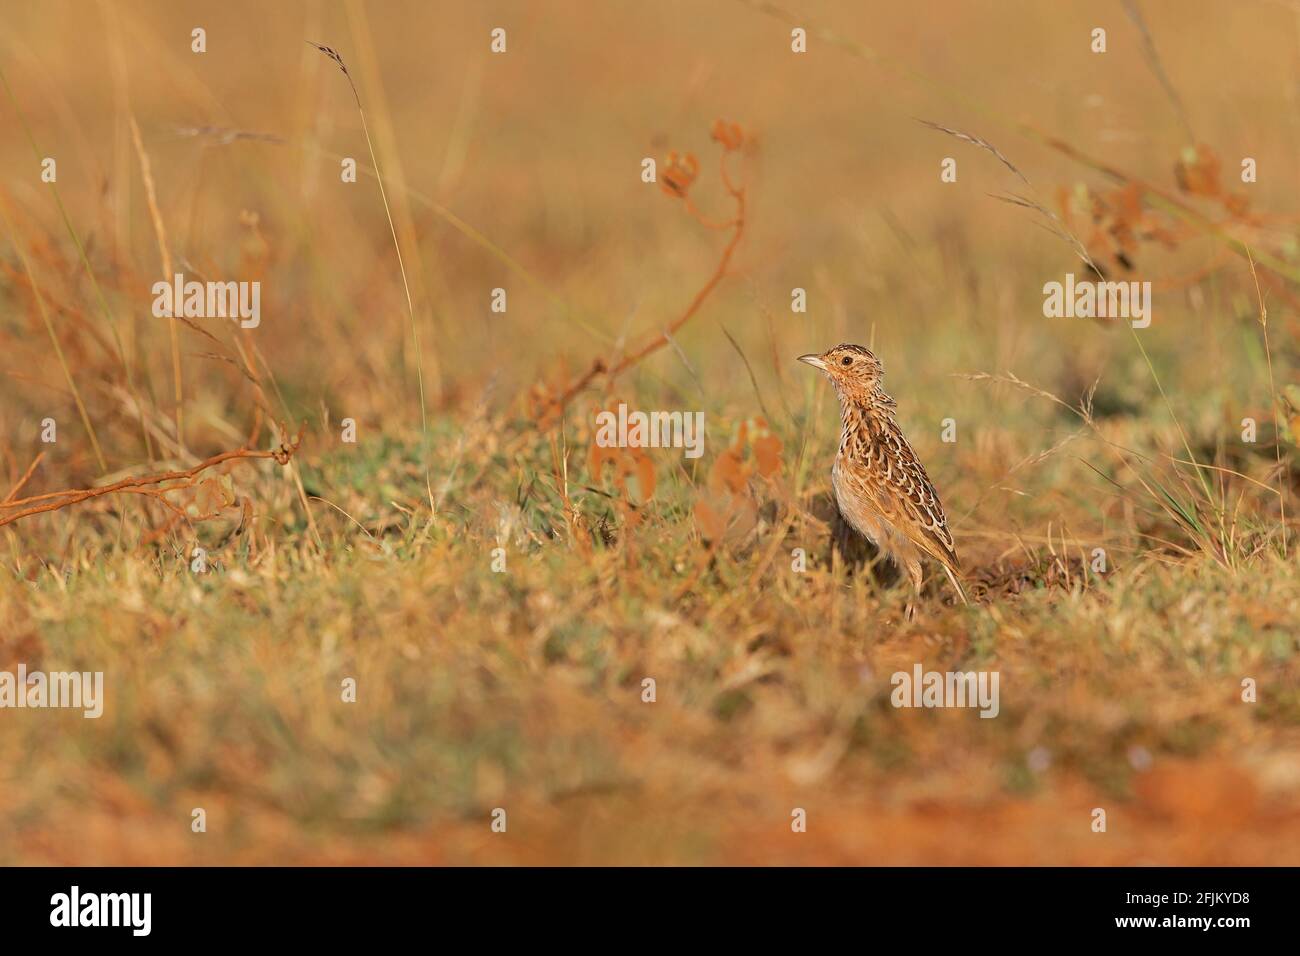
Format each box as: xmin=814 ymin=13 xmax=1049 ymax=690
xmin=797 ymin=343 xmax=884 ymax=404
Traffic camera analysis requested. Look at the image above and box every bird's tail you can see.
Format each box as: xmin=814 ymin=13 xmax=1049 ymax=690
xmin=942 ymin=563 xmax=969 ymax=606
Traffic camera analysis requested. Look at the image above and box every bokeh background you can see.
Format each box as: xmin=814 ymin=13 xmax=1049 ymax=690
xmin=0 ymin=1 xmax=1296 ymax=864
xmin=2 ymin=0 xmax=1298 ymax=442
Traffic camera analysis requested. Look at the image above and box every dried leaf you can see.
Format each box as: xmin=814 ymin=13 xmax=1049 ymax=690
xmin=660 ymin=151 xmax=700 ymax=199
xmin=694 ymin=497 xmax=726 ymax=540
xmin=1174 ymin=144 xmax=1221 ymax=198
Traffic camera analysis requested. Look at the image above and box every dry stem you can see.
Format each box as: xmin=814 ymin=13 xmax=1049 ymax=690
xmin=0 ymin=425 xmax=305 ymax=530
xmin=546 ymin=145 xmax=747 ymax=418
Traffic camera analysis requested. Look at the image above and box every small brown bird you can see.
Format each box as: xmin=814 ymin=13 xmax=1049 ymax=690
xmin=799 ymin=344 xmax=967 ymax=608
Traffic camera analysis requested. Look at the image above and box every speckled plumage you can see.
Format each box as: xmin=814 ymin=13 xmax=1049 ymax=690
xmin=799 ymin=343 xmax=966 ymax=606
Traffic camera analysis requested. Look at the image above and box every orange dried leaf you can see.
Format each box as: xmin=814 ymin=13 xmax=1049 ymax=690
xmin=710 ymin=118 xmax=744 ymax=152
xmin=752 ymin=433 xmax=783 ymax=478
xmin=694 ymin=498 xmax=726 ymax=540
xmin=710 ymin=448 xmax=748 ymax=494
xmin=626 ymin=449 xmax=657 ymax=503
xmin=660 ymin=151 xmax=700 ymax=199
xmin=1174 ymin=144 xmax=1221 ymax=198
xmin=588 ymin=441 xmax=618 ymax=483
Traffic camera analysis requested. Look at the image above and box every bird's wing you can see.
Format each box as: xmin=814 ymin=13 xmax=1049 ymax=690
xmin=843 ymin=424 xmax=961 ymax=572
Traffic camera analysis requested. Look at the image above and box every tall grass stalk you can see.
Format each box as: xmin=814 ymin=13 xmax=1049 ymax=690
xmin=0 ymin=62 xmax=155 ymax=465
xmin=308 ymin=41 xmax=432 ymax=506
xmin=0 ymin=196 xmax=107 ymax=473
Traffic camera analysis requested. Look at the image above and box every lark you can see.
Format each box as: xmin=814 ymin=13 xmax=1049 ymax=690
xmin=799 ymin=344 xmax=967 ymax=608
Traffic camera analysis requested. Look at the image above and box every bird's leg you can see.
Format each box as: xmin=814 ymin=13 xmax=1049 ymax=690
xmin=904 ymin=558 xmax=924 ymax=621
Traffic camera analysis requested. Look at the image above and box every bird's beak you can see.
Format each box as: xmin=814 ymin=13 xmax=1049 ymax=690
xmin=797 ymin=353 xmax=827 ymax=371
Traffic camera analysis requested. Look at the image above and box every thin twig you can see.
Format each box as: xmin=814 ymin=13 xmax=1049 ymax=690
xmin=3 ymin=452 xmax=45 ymax=504
xmin=0 ymin=425 xmax=305 ymax=530
xmin=547 ymin=145 xmax=747 ymax=417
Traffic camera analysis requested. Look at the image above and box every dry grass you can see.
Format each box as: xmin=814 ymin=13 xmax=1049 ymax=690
xmin=0 ymin=0 xmax=1296 ymax=865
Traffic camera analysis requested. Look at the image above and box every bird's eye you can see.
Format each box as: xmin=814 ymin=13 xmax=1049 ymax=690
xmin=841 ymin=356 xmax=853 ymax=366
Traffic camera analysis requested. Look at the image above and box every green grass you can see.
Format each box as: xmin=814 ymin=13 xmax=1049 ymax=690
xmin=2 ymin=406 xmax=1296 ymax=863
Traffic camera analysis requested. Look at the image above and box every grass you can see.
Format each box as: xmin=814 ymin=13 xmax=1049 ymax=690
xmin=2 ymin=381 xmax=1295 ymax=864
xmin=0 ymin=1 xmax=1297 ymax=865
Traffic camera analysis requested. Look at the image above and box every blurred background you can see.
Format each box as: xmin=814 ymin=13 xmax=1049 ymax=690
xmin=2 ymin=0 xmax=1297 ymax=468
